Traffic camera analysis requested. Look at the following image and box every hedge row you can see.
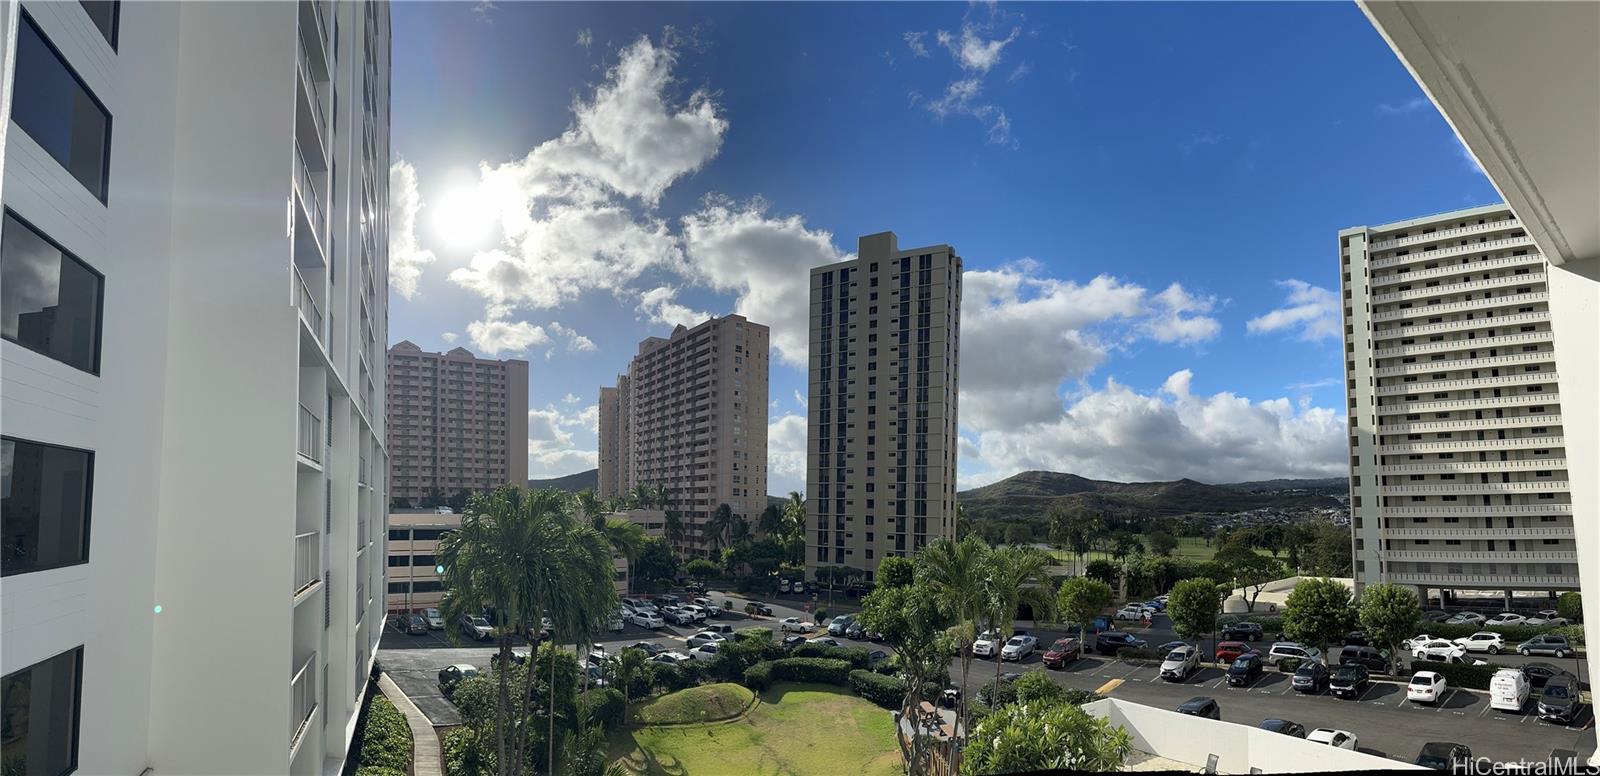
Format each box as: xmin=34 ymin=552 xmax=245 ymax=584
xmin=1410 ymin=661 xmax=1508 ymax=690
xmin=848 ymin=669 xmax=905 ymax=710
xmin=789 ymin=643 xmax=872 ymax=669
xmin=1115 ymin=647 xmax=1163 ymax=666
xmin=742 ymin=658 xmax=851 ymax=691
xmin=356 ymin=695 xmax=412 ymax=772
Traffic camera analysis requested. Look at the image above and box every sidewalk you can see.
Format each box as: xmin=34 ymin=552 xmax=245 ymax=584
xmin=378 ymin=672 xmax=443 ymax=776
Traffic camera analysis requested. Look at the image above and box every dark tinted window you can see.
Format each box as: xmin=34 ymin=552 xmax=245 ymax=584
xmin=13 ymin=14 xmax=112 ymax=200
xmin=1 ymin=211 xmax=103 ymax=373
xmin=1544 ymin=684 xmax=1569 ymax=699
xmin=2 ymin=437 xmax=93 ymax=577
xmin=79 ymin=1 xmax=119 ymax=48
xmin=0 ymin=646 xmax=83 ymax=775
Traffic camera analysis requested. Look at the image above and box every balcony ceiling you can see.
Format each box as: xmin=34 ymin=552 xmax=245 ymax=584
xmin=1360 ymin=1 xmax=1600 ymax=266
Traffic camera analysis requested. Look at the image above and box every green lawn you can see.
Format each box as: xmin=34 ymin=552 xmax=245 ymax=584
xmin=1046 ymin=536 xmax=1269 ymax=569
xmin=630 ymin=683 xmax=754 ymax=726
xmin=608 ymin=683 xmax=901 ymax=776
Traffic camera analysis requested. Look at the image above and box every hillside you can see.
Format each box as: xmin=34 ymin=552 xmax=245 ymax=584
xmin=527 ymin=469 xmax=598 ymax=493
xmin=1219 ymin=477 xmax=1347 ymax=496
xmin=957 ymin=470 xmax=1340 ymax=522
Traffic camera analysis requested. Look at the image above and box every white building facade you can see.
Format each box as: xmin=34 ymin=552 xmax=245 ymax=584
xmin=0 ymin=2 xmax=391 ymax=774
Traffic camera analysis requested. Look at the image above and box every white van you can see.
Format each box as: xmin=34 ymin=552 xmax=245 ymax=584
xmin=1489 ymin=668 xmax=1530 ymax=712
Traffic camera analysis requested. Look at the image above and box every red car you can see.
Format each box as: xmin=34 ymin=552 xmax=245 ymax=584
xmin=1215 ymin=641 xmax=1256 ymax=664
xmin=1042 ymin=637 xmax=1082 ymax=669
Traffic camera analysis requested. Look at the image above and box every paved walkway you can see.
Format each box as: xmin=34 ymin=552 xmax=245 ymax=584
xmin=378 ymin=672 xmax=443 ymax=776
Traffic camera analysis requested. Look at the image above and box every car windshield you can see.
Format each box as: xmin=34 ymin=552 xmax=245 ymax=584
xmin=1166 ymin=650 xmax=1187 ymax=661
xmin=1296 ymin=665 xmax=1317 ymax=676
xmin=1231 ymin=656 xmax=1253 ymax=669
xmin=469 ymin=617 xmax=488 ymax=626
xmin=1544 ymin=685 xmax=1569 ymax=699
xmin=1007 ymin=637 xmax=1026 ymax=646
xmin=1052 ymin=640 xmax=1073 ymax=651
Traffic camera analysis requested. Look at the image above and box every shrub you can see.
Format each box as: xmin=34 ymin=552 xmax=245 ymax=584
xmin=1115 ymin=647 xmax=1162 ymax=665
xmin=1557 ymin=592 xmax=1582 ymax=623
xmin=815 ymin=608 xmax=829 ymax=622
xmin=1060 ymin=687 xmax=1105 ymax=706
xmin=743 ymin=660 xmax=774 ymax=692
xmin=355 ymin=769 xmax=406 ymax=776
xmin=1013 ymin=671 xmax=1064 ymax=705
xmin=978 ymin=678 xmax=1017 ymax=708
xmin=849 ymin=669 xmax=905 ymax=709
xmin=1553 ymin=625 xmax=1585 ymax=647
xmin=356 ymin=695 xmax=411 ymax=771
xmin=790 ymin=643 xmax=871 ymax=669
xmin=1411 ymin=661 xmax=1506 ymax=690
xmin=652 ymin=663 xmax=693 ymax=693
xmin=442 ymin=726 xmax=495 ymax=776
xmin=578 ymin=687 xmax=625 ymax=731
xmin=1278 ymin=658 xmax=1302 ymax=674
xmin=768 ymin=657 xmax=851 ymax=686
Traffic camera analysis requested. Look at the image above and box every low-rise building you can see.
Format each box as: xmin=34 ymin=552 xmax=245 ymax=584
xmin=385 ymin=510 xmax=461 ymax=613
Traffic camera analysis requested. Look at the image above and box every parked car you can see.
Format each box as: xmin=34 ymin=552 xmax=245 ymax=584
xmin=806 ymin=636 xmax=841 ymax=647
xmin=1519 ymin=662 xmax=1573 ymax=690
xmin=681 ymin=604 xmax=709 ymax=622
xmin=1416 ymin=651 xmax=1488 ymax=667
xmin=1292 ymin=661 xmax=1330 ymax=693
xmin=1226 ymin=654 xmax=1264 ymax=686
xmin=586 ymin=647 xmax=609 ymax=666
xmin=1446 ymin=611 xmax=1486 ymax=626
xmin=1001 ymin=635 xmax=1039 ymax=662
xmin=1517 ymin=634 xmax=1574 ymax=658
xmin=1525 ymin=616 xmax=1569 ymax=628
xmin=1412 ymin=639 xmax=1467 ymax=661
xmin=630 ymin=610 xmax=665 ymax=629
xmin=867 ymin=649 xmax=890 ymax=667
xmin=657 ymin=594 xmax=680 ymax=606
xmin=459 ymin=615 xmax=494 ymax=641
xmin=1407 ymin=671 xmax=1448 ymax=704
xmin=1486 ymin=612 xmax=1527 ymax=627
xmin=691 ymin=597 xmax=723 ymax=617
xmin=1213 ymin=641 xmax=1253 ymax=664
xmin=438 ymin=664 xmax=478 ymax=695
xmin=779 ymin=634 xmax=806 ymax=649
xmin=1454 ymin=631 xmax=1506 ymax=654
xmin=779 ymin=617 xmax=815 ymax=633
xmin=1415 ymin=742 xmax=1472 ymax=771
xmin=939 ymin=686 xmax=961 ymax=709
xmin=1330 ymin=664 xmax=1369 ymax=699
xmin=702 ymin=623 xmax=735 ymax=636
xmin=626 ymin=641 xmax=667 ymax=656
xmin=1042 ymin=637 xmax=1083 ymax=668
xmin=845 ymin=621 xmax=867 ymax=640
xmin=1144 ymin=599 xmax=1167 ymax=612
xmin=1537 ymin=674 xmax=1581 ymax=723
xmin=422 ymin=608 xmax=445 ymax=629
xmin=1258 ymin=719 xmax=1307 ymax=738
xmin=972 ymin=629 xmax=1003 ymax=658
xmin=1115 ymin=604 xmax=1154 ymax=621
xmin=685 ymin=631 xmax=727 ymax=649
xmin=1308 ymin=728 xmax=1358 ymax=750
xmin=1155 ymin=640 xmax=1190 ymax=655
xmin=1337 ymin=645 xmax=1391 ymax=673
xmin=1063 ymin=617 xmax=1114 ymax=635
xmin=745 ymin=601 xmax=774 ymax=616
xmin=688 ymin=643 xmax=720 ymax=661
xmin=651 ymin=651 xmax=691 ymax=665
xmin=395 ymin=614 xmax=427 ymax=635
xmin=1176 ymin=697 xmax=1220 ymax=720
xmin=778 ymin=579 xmax=792 ymax=594
xmin=828 ymin=614 xmax=857 ymax=636
xmin=1220 ymin=622 xmax=1264 ymax=642
xmin=1406 ymin=633 xmax=1438 ymax=650
xmin=1160 ymin=645 xmax=1201 ymax=681
xmin=1095 ymin=632 xmax=1148 ymax=655
xmin=494 ymin=648 xmax=531 ymax=667
xmin=607 ymin=611 xmax=625 ymax=632
xmin=661 ymin=607 xmax=693 ymax=626
xmin=1420 ymin=609 xmax=1453 ymax=623
xmin=1489 ymin=668 xmax=1530 ymax=712
xmin=1341 ymin=630 xmax=1368 ymax=647
xmin=1264 ymin=642 xmax=1322 ymax=667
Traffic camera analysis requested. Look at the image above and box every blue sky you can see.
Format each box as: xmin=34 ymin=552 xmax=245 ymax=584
xmin=386 ymin=1 xmax=1501 ymax=494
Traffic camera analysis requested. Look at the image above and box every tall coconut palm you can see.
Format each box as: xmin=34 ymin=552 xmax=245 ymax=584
xmin=729 ymin=515 xmax=751 ymax=547
xmin=916 ymin=535 xmax=990 ymax=736
xmin=980 ymin=545 xmax=1057 ymax=699
xmin=575 ymin=488 xmax=605 ymax=526
xmin=650 ymin=483 xmax=669 ymax=510
xmin=782 ymin=491 xmax=807 ymax=564
xmin=706 ymin=503 xmax=736 ymax=554
xmin=599 ymin=517 xmax=646 ymax=593
xmin=630 ymin=483 xmax=653 ymax=510
xmin=662 ymin=510 xmax=686 ymax=548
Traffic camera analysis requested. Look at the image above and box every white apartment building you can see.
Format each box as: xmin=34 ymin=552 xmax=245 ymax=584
xmin=1342 ymin=205 xmax=1578 ymax=603
xmin=0 ymin=2 xmax=391 ymax=774
xmin=805 ymin=232 xmax=962 ymax=582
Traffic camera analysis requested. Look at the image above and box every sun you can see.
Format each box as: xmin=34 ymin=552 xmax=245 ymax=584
xmin=431 ymin=183 xmax=496 ymax=250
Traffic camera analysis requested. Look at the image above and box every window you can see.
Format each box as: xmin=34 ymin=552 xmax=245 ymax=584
xmin=12 ymin=13 xmax=113 ymax=200
xmin=0 ymin=646 xmax=83 ymax=776
xmin=79 ymin=1 xmax=119 ymax=48
xmin=1 ymin=211 xmax=104 ymax=374
xmin=1 ymin=437 xmax=93 ymax=577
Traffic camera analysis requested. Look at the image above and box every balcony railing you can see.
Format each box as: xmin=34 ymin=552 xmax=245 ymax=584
xmin=1375 ymin=351 xmax=1554 ymax=377
xmin=1371 ymin=310 xmax=1549 ymax=341
xmin=1371 ymin=273 xmax=1546 ymax=304
xmin=1371 ymin=253 xmax=1540 ymax=287
xmin=1378 ymin=413 xmax=1562 ymax=434
xmin=293 ymin=144 xmax=325 ymax=250
xmin=294 ymin=530 xmax=321 ymax=598
xmin=358 ymin=455 xmax=368 ymax=486
xmin=1371 ymin=291 xmax=1548 ymax=322
xmin=1379 ymin=481 xmax=1569 ymax=495
xmin=357 ymin=517 xmax=369 ymax=547
xmin=1383 ymin=526 xmax=1573 ymax=539
xmin=1385 ymin=572 xmax=1579 ymax=588
xmin=1373 ymin=330 xmax=1553 ymax=360
xmin=1376 ymin=392 xmax=1560 ymax=416
xmin=297 ymin=404 xmax=322 ymax=463
xmin=1379 ymin=435 xmax=1563 ymax=453
xmin=1382 ymin=504 xmax=1572 ymax=516
xmin=1370 ymin=235 xmax=1535 ymax=269
xmin=1374 ymin=370 xmax=1555 ymax=395
xmin=1385 ymin=550 xmax=1576 ymax=562
xmin=1380 ymin=458 xmax=1566 ymax=475
xmin=294 ymin=266 xmax=322 ymax=340
xmin=290 ymin=652 xmax=318 ymax=751
xmin=1369 ymin=218 xmax=1520 ymax=251
xmin=296 ymin=36 xmax=328 ymax=148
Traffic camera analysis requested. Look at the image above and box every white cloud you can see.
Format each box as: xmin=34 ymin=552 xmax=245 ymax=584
xmin=1247 ymin=279 xmax=1340 ymax=341
xmin=962 ymin=370 xmax=1346 ymax=486
xmin=910 ymin=20 xmax=1026 ymax=146
xmin=1377 ymin=96 xmax=1430 ymax=116
xmin=904 ymin=31 xmax=930 ymax=57
xmin=1179 ymin=132 xmax=1223 ymax=157
xmin=549 ymin=321 xmax=596 ymax=352
xmin=681 ymin=197 xmax=847 ymax=366
xmin=767 ymin=413 xmax=808 ymax=484
xmin=636 ymin=285 xmax=712 ymax=330
xmin=1140 ymin=283 xmax=1222 ymax=344
xmin=527 ymin=404 xmax=599 ymax=478
xmin=388 ymin=160 xmax=437 ymax=299
xmin=441 ymin=332 xmax=458 ymax=344
xmin=939 ymin=24 xmax=1019 ymax=74
xmin=1007 ymin=62 xmax=1032 ymax=83
xmin=576 ymin=28 xmax=593 ymax=49
xmin=793 ymin=389 xmax=807 ymax=409
xmin=563 ymin=393 xmax=581 ymax=404
xmin=466 ymin=318 xmax=549 ymax=356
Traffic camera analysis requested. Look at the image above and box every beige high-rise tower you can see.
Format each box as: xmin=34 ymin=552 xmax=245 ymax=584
xmin=806 ymin=232 xmax=962 ymax=582
xmin=386 ymin=341 xmax=529 ymax=504
xmin=599 ymin=316 xmax=770 ymax=558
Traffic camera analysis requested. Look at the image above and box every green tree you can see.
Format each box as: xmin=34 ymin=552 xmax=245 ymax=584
xmin=631 ymin=538 xmax=679 ymax=592
xmin=629 ymin=483 xmax=653 ymax=510
xmin=1357 ymin=582 xmax=1420 ymax=674
xmin=596 ymin=517 xmax=645 ymax=594
xmin=684 ymin=558 xmax=720 ymax=581
xmin=1055 ymin=577 xmax=1114 ymax=647
xmin=610 ymin=648 xmax=649 ymax=723
xmin=574 ymin=488 xmax=604 ymax=525
xmin=662 ymin=511 xmax=686 ymax=548
xmin=960 ymin=700 xmax=1133 ymax=775
xmin=877 ymin=555 xmax=915 ymax=589
xmin=915 ymin=535 xmax=990 ymax=738
xmin=1167 ymin=578 xmax=1221 ymax=647
xmin=706 ymin=503 xmax=736 ymax=554
xmin=1216 ymin=545 xmax=1285 ymax=612
xmin=858 ymin=581 xmax=953 ymax=776
xmin=1148 ymin=531 xmax=1179 ymax=557
xmin=1557 ymin=591 xmax=1583 ymax=622
xmin=448 ymin=488 xmax=474 ymax=514
xmin=757 ymin=503 xmax=784 ymax=536
xmin=1084 ymin=559 xmax=1118 ymax=586
xmin=980 ymin=546 xmax=1056 ymax=696
xmin=1282 ymin=577 xmax=1355 ymax=655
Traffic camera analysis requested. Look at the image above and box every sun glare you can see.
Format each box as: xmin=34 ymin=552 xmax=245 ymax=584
xmin=431 ymin=183 xmax=496 ymax=249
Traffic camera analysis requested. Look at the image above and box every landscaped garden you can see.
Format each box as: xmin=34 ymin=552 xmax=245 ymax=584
xmin=607 ymin=682 xmax=901 ymax=776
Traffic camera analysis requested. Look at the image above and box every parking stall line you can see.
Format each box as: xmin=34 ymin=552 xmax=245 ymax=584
xmin=1435 ymin=690 xmax=1456 ymax=711
xmin=1478 ymin=701 xmax=1494 ymax=718
xmin=1356 ymin=683 xmax=1378 ymax=702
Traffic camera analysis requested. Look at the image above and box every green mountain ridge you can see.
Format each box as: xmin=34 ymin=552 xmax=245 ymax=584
xmin=957 ymin=469 xmax=1342 ymax=522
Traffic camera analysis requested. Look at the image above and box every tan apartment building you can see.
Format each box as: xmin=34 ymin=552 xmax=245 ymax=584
xmin=384 ymin=510 xmax=461 ymax=613
xmin=386 ymin=341 xmax=529 ymax=505
xmin=598 ymin=316 xmax=769 ymax=558
xmin=1342 ymin=205 xmax=1577 ymax=605
xmin=806 ymin=232 xmax=962 ymax=582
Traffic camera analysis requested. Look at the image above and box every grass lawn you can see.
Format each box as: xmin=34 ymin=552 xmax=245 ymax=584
xmin=631 ymin=683 xmax=754 ymax=725
xmin=608 ymin=683 xmax=901 ymax=776
xmin=1047 ymin=536 xmax=1270 ymax=569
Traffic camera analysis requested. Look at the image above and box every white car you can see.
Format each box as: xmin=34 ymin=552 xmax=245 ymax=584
xmin=1405 ymin=634 xmax=1439 ymax=651
xmin=1000 ymin=635 xmax=1038 ymax=662
xmin=607 ymin=612 xmax=625 ymax=632
xmin=1454 ymin=631 xmax=1506 ymax=654
xmin=1525 ymin=616 xmax=1569 ymax=628
xmin=1407 ymin=671 xmax=1447 ymax=704
xmin=778 ymin=579 xmax=792 ymax=593
xmin=1264 ymin=642 xmax=1323 ymax=666
xmin=1412 ymin=639 xmax=1467 ymax=661
xmin=681 ymin=604 xmax=709 ymax=622
xmin=685 ymin=631 xmax=728 ymax=649
xmin=692 ymin=597 xmax=724 ymax=617
xmin=1307 ymin=728 xmax=1358 ymax=750
xmin=459 ymin=615 xmax=494 ymax=641
xmin=1159 ymin=645 xmax=1200 ymax=681
xmin=1115 ymin=605 xmax=1153 ymax=621
xmin=631 ymin=611 xmax=665 ymax=629
xmin=422 ymin=608 xmax=445 ymax=629
xmin=1446 ymin=611 xmax=1486 ymax=625
xmin=688 ymin=643 xmax=720 ymax=661
xmin=586 ymin=647 xmax=609 ymax=665
xmin=651 ymin=651 xmax=691 ymax=665
xmin=806 ymin=636 xmax=841 ymax=647
xmin=971 ymin=630 xmax=1002 ymax=658
xmin=1486 ymin=612 xmax=1526 ymax=627
xmin=779 ymin=617 xmax=815 ymax=633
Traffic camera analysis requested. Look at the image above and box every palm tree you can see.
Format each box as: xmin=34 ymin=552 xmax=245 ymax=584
xmin=611 ymin=647 xmax=648 ymax=723
xmin=980 ymin=546 xmax=1057 ymax=699
xmin=783 ymin=491 xmax=807 ymax=564
xmin=663 ymin=510 xmax=686 ymax=548
xmin=757 ymin=504 xmax=784 ymax=536
xmin=436 ymin=486 xmax=616 ymax=776
xmin=706 ymin=504 xmax=736 ymax=554
xmin=575 ymin=488 xmax=605 ymax=527
xmin=916 ymin=535 xmax=990 ymax=737
xmin=630 ymin=483 xmax=653 ymax=510
xmin=599 ymin=517 xmax=646 ymax=593
xmin=729 ymin=515 xmax=751 ymax=547
xmin=650 ymin=483 xmax=669 ymax=510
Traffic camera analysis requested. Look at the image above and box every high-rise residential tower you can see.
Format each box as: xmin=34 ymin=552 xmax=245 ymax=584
xmin=385 ymin=341 xmax=529 ymax=504
xmin=1342 ymin=205 xmax=1577 ymax=604
xmin=0 ymin=2 xmax=391 ymax=773
xmin=805 ymin=232 xmax=962 ymax=582
xmin=598 ymin=316 xmax=769 ymax=557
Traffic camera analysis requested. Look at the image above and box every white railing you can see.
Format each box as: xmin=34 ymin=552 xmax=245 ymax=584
xmin=1371 ymin=273 xmax=1545 ymax=304
xmin=1371 ymin=235 xmax=1535 ymax=268
xmin=1380 ymin=435 xmax=1562 ymax=453
xmin=1372 ymin=310 xmax=1550 ymax=341
xmin=1385 ymin=550 xmax=1575 ymax=561
xmin=357 ymin=517 xmax=369 ymax=547
xmin=1382 ymin=504 xmax=1572 ymax=516
xmin=294 ymin=266 xmax=322 ymax=340
xmin=1370 ymin=218 xmax=1520 ymax=250
xmin=1380 ymin=458 xmax=1565 ymax=474
xmin=294 ymin=530 xmax=321 ymax=598
xmin=1371 ymin=253 xmax=1539 ymax=286
xmin=1374 ymin=330 xmax=1554 ymax=359
xmin=1376 ymin=392 xmax=1559 ymax=415
xmin=1375 ymin=370 xmax=1555 ymax=395
xmin=1386 ymin=573 xmax=1579 ymax=587
xmin=296 ymin=36 xmax=327 ymax=142
xmin=1378 ymin=413 xmax=1562 ymax=433
xmin=290 ymin=652 xmax=318 ymax=751
xmin=1383 ymin=526 xmax=1573 ymax=539
xmin=1380 ymin=481 xmax=1568 ymax=495
xmin=1371 ymin=291 xmax=1547 ymax=322
xmin=358 ymin=455 xmax=368 ymax=486
xmin=1376 ymin=351 xmax=1553 ymax=377
xmin=293 ymin=144 xmax=325 ymax=249
xmin=297 ymin=404 xmax=322 ymax=463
